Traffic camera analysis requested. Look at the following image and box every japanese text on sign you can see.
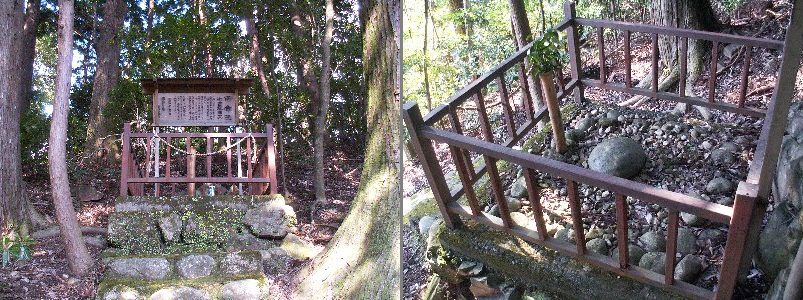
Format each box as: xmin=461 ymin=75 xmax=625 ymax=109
xmin=154 ymin=93 xmax=237 ymax=126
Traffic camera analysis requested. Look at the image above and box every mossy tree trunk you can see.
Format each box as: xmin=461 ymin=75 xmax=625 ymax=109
xmin=292 ymin=0 xmax=400 ymax=297
xmin=509 ymin=0 xmax=544 ymax=115
xmin=313 ymin=0 xmax=336 ymax=210
xmin=0 ymin=0 xmax=29 ymax=234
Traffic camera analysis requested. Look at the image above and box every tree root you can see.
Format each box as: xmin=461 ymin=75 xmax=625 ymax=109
xmin=31 ymin=226 xmax=107 ymax=240
xmin=617 ymin=68 xmax=711 ymax=120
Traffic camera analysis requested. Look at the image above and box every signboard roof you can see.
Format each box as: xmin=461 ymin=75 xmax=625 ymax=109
xmin=141 ymin=78 xmax=253 ymax=95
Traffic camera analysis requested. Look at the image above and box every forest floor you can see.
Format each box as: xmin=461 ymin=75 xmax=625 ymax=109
xmin=0 ymin=144 xmax=363 ymax=300
xmin=402 ymin=0 xmax=801 ymax=299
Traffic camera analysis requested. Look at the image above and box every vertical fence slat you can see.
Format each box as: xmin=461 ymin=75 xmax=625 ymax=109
xmin=187 ymin=137 xmax=195 ymax=196
xmin=226 ymin=137 xmax=232 ymax=178
xmin=624 ymin=30 xmax=632 ymax=88
xmin=665 ymin=210 xmax=679 ymax=285
xmin=475 ymin=89 xmax=513 ymax=227
xmin=679 ymin=38 xmax=688 ymax=98
xmin=145 ymin=135 xmax=152 ymax=180
xmin=447 ymin=106 xmax=476 ymax=179
xmin=566 ymin=180 xmax=586 ymax=255
xmin=450 ymin=145 xmax=481 ymax=215
xmin=497 ymin=76 xmax=517 ymax=137
xmin=738 ymin=46 xmax=752 ymax=108
xmin=247 ymin=137 xmax=253 ymax=179
xmin=524 ymin=168 xmax=547 ymax=240
xmin=709 ymin=41 xmax=720 ymax=103
xmin=402 ymin=102 xmax=462 ymax=228
xmin=165 ymin=137 xmax=172 ymax=180
xmin=564 ymin=2 xmax=584 ymax=102
xmin=615 ymin=193 xmax=629 ymax=269
xmin=518 ymin=63 xmax=535 ymax=121
xmin=651 ymin=34 xmax=659 ymax=94
xmin=597 ymin=27 xmax=606 ymax=83
xmin=206 ymin=137 xmax=212 ymax=177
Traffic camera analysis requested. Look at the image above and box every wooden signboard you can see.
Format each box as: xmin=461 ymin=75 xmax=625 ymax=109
xmin=141 ymin=78 xmax=253 ymax=127
xmin=155 ymin=93 xmax=238 ymax=126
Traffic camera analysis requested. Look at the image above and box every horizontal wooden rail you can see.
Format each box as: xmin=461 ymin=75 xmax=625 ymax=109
xmin=423 ymin=127 xmax=734 ymax=224
xmin=581 ymin=79 xmax=766 ymax=118
xmin=447 ymin=202 xmax=714 ymax=300
xmin=575 ymin=18 xmax=784 ymax=50
xmin=127 ymin=177 xmax=270 ymax=184
xmin=130 ymin=132 xmax=272 ymax=138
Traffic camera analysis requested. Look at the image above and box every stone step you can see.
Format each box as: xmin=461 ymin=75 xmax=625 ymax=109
xmin=97 ymin=273 xmax=270 ymax=300
xmin=102 ymin=250 xmax=273 ymax=282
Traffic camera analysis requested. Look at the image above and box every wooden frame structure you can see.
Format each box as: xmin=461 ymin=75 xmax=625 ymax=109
xmin=120 ymin=123 xmax=279 ymax=197
xmin=403 ymin=1 xmax=803 ymax=299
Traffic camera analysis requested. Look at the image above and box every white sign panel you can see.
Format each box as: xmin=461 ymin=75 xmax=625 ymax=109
xmin=154 ymin=93 xmax=238 ymax=126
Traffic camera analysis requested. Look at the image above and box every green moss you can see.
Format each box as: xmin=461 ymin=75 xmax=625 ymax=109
xmin=96 ymin=272 xmax=268 ymax=300
xmin=107 ymin=211 xmax=166 ymax=254
xmin=181 ymin=207 xmax=245 ymax=247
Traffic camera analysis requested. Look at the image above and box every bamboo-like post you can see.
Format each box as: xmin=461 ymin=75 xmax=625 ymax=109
xmin=539 ymin=71 xmax=567 ymax=153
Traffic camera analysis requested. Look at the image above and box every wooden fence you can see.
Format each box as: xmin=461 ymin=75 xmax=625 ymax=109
xmin=120 ymin=123 xmax=278 ymax=197
xmin=403 ymin=1 xmax=803 ymax=299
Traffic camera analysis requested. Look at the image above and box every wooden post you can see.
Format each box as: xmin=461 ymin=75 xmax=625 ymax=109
xmin=540 ymin=72 xmax=567 ymax=153
xmin=402 ymin=102 xmax=461 ymax=229
xmin=564 ymin=1 xmax=584 ymax=103
xmin=715 ymin=182 xmax=758 ymax=300
xmin=120 ymin=123 xmax=131 ymax=196
xmin=267 ymin=124 xmax=278 ymax=195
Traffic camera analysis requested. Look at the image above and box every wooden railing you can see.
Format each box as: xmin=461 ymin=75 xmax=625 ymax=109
xmin=403 ymin=1 xmax=803 ymax=299
xmin=120 ymin=123 xmax=278 ymax=197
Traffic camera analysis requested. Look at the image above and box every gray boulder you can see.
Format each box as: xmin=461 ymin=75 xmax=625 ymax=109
xmin=176 ymin=254 xmax=216 ymax=279
xmin=221 ymin=279 xmax=264 ymax=300
xmin=510 ymin=176 xmax=528 ymax=198
xmin=158 ymin=213 xmax=183 ymax=243
xmin=676 ymin=228 xmax=697 ymax=255
xmin=611 ymin=244 xmax=647 ymax=266
xmin=107 ymin=258 xmax=171 ymax=280
xmin=220 ymin=252 xmax=262 ymax=275
xmin=575 ymin=117 xmax=595 ymax=133
xmin=243 ymin=202 xmax=287 ymax=238
xmin=674 ymin=255 xmax=704 ymax=283
xmin=150 ymin=287 xmax=210 ymax=300
xmin=705 ymin=177 xmax=734 ymax=194
xmin=588 ymin=137 xmax=647 ymax=178
xmin=638 ymin=231 xmax=666 ymax=252
xmin=101 ymin=285 xmax=140 ymax=300
xmin=418 ymin=215 xmax=437 ymax=236
xmin=710 ymin=148 xmax=735 ymax=165
xmin=259 ymin=247 xmax=290 ymax=275
xmin=586 ymin=238 xmax=608 ymax=255
xmin=638 ymin=252 xmax=667 ymax=274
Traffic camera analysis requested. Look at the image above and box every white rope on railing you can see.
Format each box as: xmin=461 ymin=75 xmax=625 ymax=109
xmin=148 ymin=129 xmax=257 ymax=158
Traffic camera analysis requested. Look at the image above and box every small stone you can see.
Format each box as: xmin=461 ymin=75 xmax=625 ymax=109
xmin=639 ymin=231 xmax=666 ymax=252
xmin=699 ymin=229 xmax=724 ymax=242
xmin=710 ymin=148 xmax=736 ymax=165
xmin=719 ymin=142 xmax=739 ymax=152
xmin=511 ymin=212 xmax=530 ymax=227
xmin=586 ymin=238 xmax=609 ymax=255
xmin=702 ymin=141 xmax=713 ymax=150
xmin=706 ymin=177 xmax=734 ymax=194
xmin=219 ymin=252 xmax=261 ymax=275
xmin=606 ymin=110 xmax=621 ymax=120
xmin=259 ymin=247 xmax=290 ymax=275
xmin=510 ymin=176 xmax=527 ymax=198
xmin=507 ymin=198 xmax=523 ymax=212
xmin=176 ymin=254 xmax=215 ymax=279
xmin=639 ymin=252 xmax=667 ymax=274
xmin=611 ymin=244 xmax=647 ymax=266
xmin=575 ymin=117 xmax=595 ymax=133
xmin=674 ymin=255 xmax=704 ymax=282
xmin=221 ymin=279 xmax=264 ymax=300
xmin=681 ymin=212 xmax=706 ymax=227
xmin=598 ymin=117 xmax=616 ymax=127
xmin=101 ymin=285 xmax=140 ymax=300
xmin=554 ymin=228 xmax=571 ymax=242
xmin=469 ymin=276 xmax=500 ymax=298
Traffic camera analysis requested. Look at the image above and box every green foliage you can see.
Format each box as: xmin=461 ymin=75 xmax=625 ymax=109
xmin=527 ymin=29 xmax=566 ymax=75
xmin=1 ymin=230 xmax=34 ymax=267
xmin=103 ymin=79 xmax=151 ymax=135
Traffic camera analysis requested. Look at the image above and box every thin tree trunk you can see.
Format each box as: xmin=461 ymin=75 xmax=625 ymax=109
xmin=19 ymin=0 xmax=40 ymax=116
xmin=508 ymin=0 xmax=544 ymax=113
xmin=145 ymin=0 xmax=154 ymax=72
xmin=85 ymin=0 xmax=126 ymax=156
xmin=293 ymin=0 xmax=400 ymax=296
xmin=246 ymin=15 xmax=270 ymax=98
xmin=0 ymin=0 xmax=29 ymax=234
xmin=52 ymin=0 xmax=92 ymax=276
xmin=423 ymin=0 xmax=432 ymax=110
xmin=538 ymin=0 xmax=546 ymax=33
xmin=289 ymin=5 xmax=321 ymax=134
xmin=313 ymin=0 xmax=335 ymax=207
xmin=198 ymin=0 xmax=213 ymax=76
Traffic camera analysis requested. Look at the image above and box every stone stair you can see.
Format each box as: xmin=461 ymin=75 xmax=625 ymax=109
xmin=97 ymin=195 xmax=313 ymax=300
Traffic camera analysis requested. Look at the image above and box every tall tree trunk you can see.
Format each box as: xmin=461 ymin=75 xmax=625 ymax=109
xmin=197 ymin=0 xmax=213 ymax=76
xmin=0 ymin=0 xmax=29 ymax=234
xmin=508 ymin=0 xmax=544 ymax=113
xmin=145 ymin=0 xmax=154 ymax=73
xmin=19 ymin=0 xmax=40 ymax=116
xmin=620 ymin=0 xmax=719 ymax=109
xmin=85 ymin=0 xmax=126 ymax=156
xmin=293 ymin=0 xmax=400 ymax=297
xmin=289 ymin=4 xmax=321 ymax=135
xmin=448 ymin=0 xmax=466 ymax=35
xmin=52 ymin=0 xmax=93 ymax=276
xmin=245 ymin=15 xmax=270 ymax=98
xmin=423 ymin=0 xmax=432 ymax=110
xmin=313 ymin=0 xmax=335 ymax=207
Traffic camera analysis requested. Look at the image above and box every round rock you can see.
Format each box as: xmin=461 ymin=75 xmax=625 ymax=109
xmin=243 ymin=202 xmax=287 ymax=238
xmin=588 ymin=137 xmax=647 ymax=178
xmin=221 ymin=279 xmax=264 ymax=300
xmin=150 ymin=287 xmax=210 ymax=300
xmin=177 ymin=254 xmax=216 ymax=279
xmin=705 ymin=177 xmax=734 ymax=194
